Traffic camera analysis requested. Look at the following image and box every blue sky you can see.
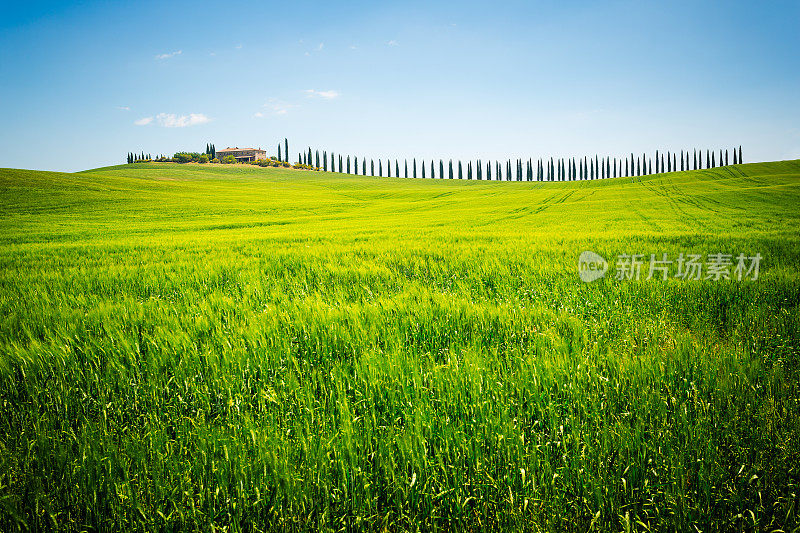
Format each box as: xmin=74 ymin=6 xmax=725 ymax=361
xmin=1 ymin=0 xmax=798 ymax=172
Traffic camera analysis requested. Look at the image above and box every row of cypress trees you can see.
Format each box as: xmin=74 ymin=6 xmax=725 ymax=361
xmin=291 ymin=146 xmax=743 ymax=181
xmin=127 ymin=152 xmax=158 ymax=163
xmin=127 ymin=143 xmax=215 ymax=164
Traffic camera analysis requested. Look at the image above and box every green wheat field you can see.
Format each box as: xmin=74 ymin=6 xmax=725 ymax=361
xmin=1 ymin=160 xmax=799 ymax=532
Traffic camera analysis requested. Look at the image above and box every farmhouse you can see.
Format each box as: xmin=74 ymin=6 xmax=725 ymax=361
xmin=216 ymin=147 xmax=267 ymax=162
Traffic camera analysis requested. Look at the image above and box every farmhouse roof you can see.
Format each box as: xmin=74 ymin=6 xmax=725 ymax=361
xmin=218 ymin=147 xmax=265 ymax=152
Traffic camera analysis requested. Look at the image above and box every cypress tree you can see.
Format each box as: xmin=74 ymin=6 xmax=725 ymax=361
xmin=404 ymin=160 xmax=408 ymax=178
xmin=440 ymin=160 xmax=445 ymax=180
xmin=739 ymin=145 xmax=742 ymax=164
xmin=284 ymin=139 xmax=288 ymax=163
xmin=278 ymin=144 xmax=282 ymax=162
xmin=706 ymin=150 xmax=711 ymax=169
xmin=458 ymin=161 xmax=463 ymax=180
xmin=719 ymin=149 xmax=723 ymax=167
xmin=413 ymin=158 xmax=417 ymax=179
xmin=339 ymin=155 xmax=343 ymax=173
xmin=347 ymin=156 xmax=351 ymax=174
xmin=733 ymin=148 xmax=737 ymax=165
xmin=449 ymin=160 xmax=454 ymax=180
xmin=378 ymin=159 xmax=382 ymax=177
xmin=355 ymin=156 xmax=359 ymax=175
xmin=431 ymin=160 xmax=435 ymax=180
xmin=323 ymin=151 xmax=327 ymax=171
xmin=711 ymin=151 xmax=715 ymax=167
xmin=371 ymin=159 xmax=374 ymax=176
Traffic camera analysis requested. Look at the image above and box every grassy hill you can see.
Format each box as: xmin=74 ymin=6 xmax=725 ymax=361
xmin=1 ymin=161 xmax=799 ymax=531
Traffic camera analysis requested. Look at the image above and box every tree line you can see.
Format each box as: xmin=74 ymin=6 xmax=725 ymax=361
xmin=284 ymin=145 xmax=743 ymax=180
xmin=128 ymin=140 xmax=744 ymax=181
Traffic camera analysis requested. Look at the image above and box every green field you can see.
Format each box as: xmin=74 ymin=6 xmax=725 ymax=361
xmin=1 ymin=161 xmax=799 ymax=531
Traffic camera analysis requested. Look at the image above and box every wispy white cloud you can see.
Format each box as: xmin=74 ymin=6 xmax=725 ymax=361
xmin=235 ymin=43 xmax=243 ymax=49
xmin=134 ymin=117 xmax=153 ymax=126
xmin=156 ymin=113 xmax=210 ymax=128
xmin=349 ymin=44 xmax=358 ymax=50
xmin=387 ymin=40 xmax=398 ymax=46
xmin=117 ymin=105 xmax=130 ymax=111
xmin=304 ymin=89 xmax=339 ymax=100
xmin=316 ymin=42 xmax=324 ymax=51
xmin=258 ymin=99 xmax=295 ymax=116
xmin=155 ymin=50 xmax=182 ymax=60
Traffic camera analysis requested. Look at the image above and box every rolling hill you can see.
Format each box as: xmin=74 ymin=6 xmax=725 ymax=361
xmin=0 ymin=160 xmax=799 ymax=531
